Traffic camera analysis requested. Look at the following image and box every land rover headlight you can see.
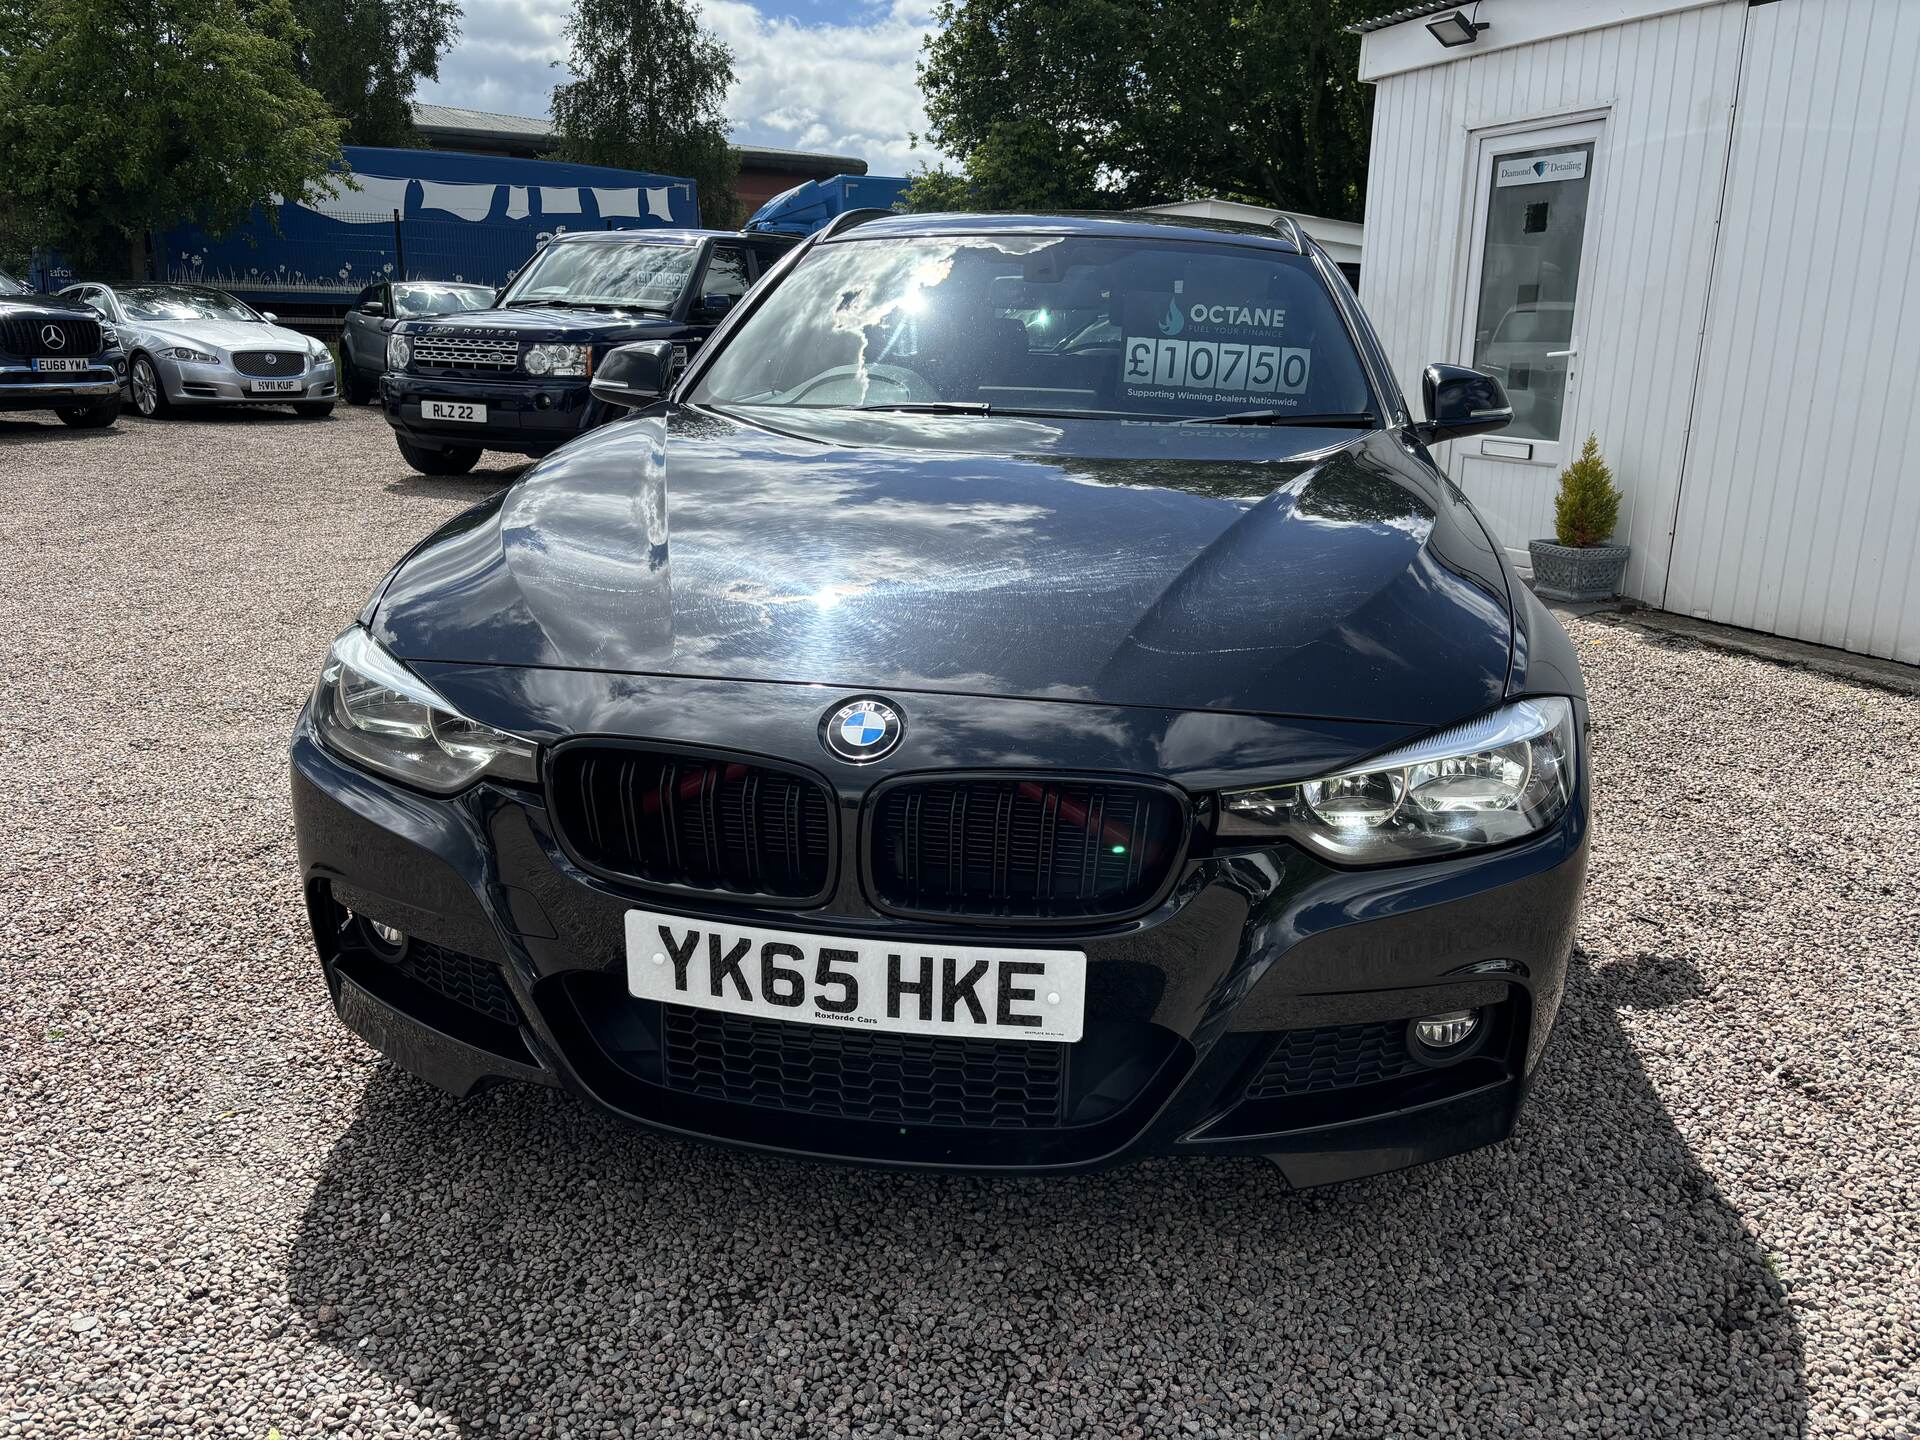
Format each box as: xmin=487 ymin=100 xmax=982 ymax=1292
xmin=312 ymin=626 xmax=537 ymax=794
xmin=387 ymin=334 xmax=410 ymax=370
xmin=1219 ymin=697 xmax=1577 ymax=863
xmin=524 ymin=342 xmax=589 ymax=378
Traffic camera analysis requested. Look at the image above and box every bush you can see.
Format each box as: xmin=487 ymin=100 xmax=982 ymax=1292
xmin=1553 ymin=434 xmax=1623 ymax=548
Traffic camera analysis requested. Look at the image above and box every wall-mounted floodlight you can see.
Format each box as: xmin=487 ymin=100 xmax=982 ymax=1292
xmin=1427 ymin=9 xmax=1489 ymax=47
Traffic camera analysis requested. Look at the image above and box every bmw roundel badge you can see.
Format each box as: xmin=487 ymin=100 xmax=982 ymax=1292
xmin=822 ymin=697 xmax=903 ymax=763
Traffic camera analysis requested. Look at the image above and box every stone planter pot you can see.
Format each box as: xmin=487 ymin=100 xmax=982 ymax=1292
xmin=1527 ymin=540 xmax=1630 ymax=602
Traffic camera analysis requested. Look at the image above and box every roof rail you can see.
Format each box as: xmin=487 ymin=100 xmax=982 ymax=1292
xmin=1267 ymin=213 xmax=1305 ymax=253
xmin=819 ymin=207 xmax=895 ymax=239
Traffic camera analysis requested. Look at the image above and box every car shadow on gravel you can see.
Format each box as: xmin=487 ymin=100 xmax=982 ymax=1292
xmin=383 ymin=463 xmax=532 ymax=499
xmin=286 ymin=951 xmax=1807 ymax=1436
xmin=0 ymin=419 xmax=123 ymax=444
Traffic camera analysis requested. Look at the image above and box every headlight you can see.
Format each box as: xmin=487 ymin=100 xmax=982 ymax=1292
xmin=387 ymin=334 xmax=410 ymax=370
xmin=100 ymin=322 xmax=119 ymax=348
xmin=524 ymin=342 xmax=589 ymax=378
xmin=306 ymin=335 xmax=330 ymax=363
xmin=164 ymin=346 xmax=217 ymax=363
xmin=1219 ymin=697 xmax=1577 ymax=864
xmin=312 ymin=627 xmax=538 ymax=794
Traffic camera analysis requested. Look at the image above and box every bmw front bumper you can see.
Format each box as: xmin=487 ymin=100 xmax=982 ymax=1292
xmin=290 ymin=672 xmax=1587 ymax=1187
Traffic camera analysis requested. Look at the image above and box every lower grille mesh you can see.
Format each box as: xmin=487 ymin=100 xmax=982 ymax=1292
xmin=1245 ymin=1021 xmax=1422 ymax=1100
xmin=662 ymin=1005 xmax=1069 ymax=1129
xmin=396 ymin=940 xmax=519 ymax=1028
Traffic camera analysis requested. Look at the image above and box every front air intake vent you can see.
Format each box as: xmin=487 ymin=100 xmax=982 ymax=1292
xmin=549 ymin=746 xmax=835 ymax=903
xmin=867 ymin=776 xmax=1186 ymax=922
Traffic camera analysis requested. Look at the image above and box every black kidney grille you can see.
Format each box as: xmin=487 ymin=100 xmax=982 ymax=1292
xmin=1244 ymin=1021 xmax=1423 ymax=1101
xmin=871 ymin=779 xmax=1183 ymax=920
xmin=551 ymin=748 xmax=833 ymax=899
xmin=0 ymin=315 xmax=101 ymax=358
xmin=231 ymin=349 xmax=304 ymax=376
xmin=663 ymin=1005 xmax=1068 ymax=1129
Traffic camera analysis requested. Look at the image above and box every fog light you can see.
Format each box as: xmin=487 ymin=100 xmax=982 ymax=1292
xmin=368 ymin=920 xmax=404 ymax=946
xmin=1412 ymin=1009 xmax=1480 ymax=1049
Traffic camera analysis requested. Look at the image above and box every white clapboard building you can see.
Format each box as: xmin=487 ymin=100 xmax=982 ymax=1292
xmin=1353 ymin=0 xmax=1920 ymax=664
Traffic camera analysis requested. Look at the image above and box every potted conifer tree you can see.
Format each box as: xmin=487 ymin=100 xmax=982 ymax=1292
xmin=1529 ymin=434 xmax=1630 ymax=602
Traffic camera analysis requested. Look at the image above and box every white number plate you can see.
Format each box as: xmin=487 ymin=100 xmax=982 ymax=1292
xmin=424 ymin=399 xmax=485 ymax=423
xmin=250 ymin=378 xmax=301 ymax=393
xmin=625 ymin=909 xmax=1086 ymax=1043
xmin=33 ymin=358 xmax=87 ymax=373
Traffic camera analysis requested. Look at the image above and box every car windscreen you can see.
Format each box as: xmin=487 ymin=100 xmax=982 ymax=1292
xmin=393 ymin=284 xmax=494 ymax=317
xmin=498 ymin=241 xmax=698 ymax=312
xmin=120 ymin=286 xmax=259 ymax=322
xmin=0 ymin=270 xmax=27 ymax=296
xmin=691 ymin=233 xmax=1375 ymax=420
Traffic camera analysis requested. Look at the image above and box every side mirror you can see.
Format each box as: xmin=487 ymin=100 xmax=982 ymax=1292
xmin=358 ymin=300 xmax=383 ymax=316
xmin=590 ymin=340 xmax=676 ymax=409
xmin=1415 ymin=363 xmax=1512 ymax=444
xmin=694 ymin=292 xmax=735 ymax=321
xmin=261 ymin=311 xmax=278 ymax=324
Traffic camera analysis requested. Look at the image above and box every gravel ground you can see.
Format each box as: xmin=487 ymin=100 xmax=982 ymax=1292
xmin=2 ymin=403 xmax=1916 ymax=1439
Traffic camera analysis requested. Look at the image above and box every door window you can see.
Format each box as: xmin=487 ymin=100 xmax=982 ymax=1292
xmin=1468 ymin=141 xmax=1594 ymax=444
xmin=701 ymin=246 xmax=750 ymax=303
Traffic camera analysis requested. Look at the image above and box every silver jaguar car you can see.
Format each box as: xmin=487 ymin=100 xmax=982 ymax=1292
xmin=60 ymin=283 xmax=336 ymax=419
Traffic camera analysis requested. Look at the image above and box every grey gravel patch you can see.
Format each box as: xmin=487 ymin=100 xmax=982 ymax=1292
xmin=1 ymin=405 xmax=1916 ymax=1437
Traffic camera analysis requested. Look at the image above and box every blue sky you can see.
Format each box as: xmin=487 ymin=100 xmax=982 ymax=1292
xmin=416 ymin=0 xmax=946 ymax=175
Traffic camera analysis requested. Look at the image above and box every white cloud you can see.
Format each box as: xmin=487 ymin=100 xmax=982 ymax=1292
xmin=417 ymin=0 xmax=947 ymax=177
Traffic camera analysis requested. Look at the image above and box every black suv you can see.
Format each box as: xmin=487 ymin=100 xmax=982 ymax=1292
xmin=0 ymin=269 xmax=123 ymax=428
xmin=338 ymin=280 xmax=495 ymax=405
xmin=380 ymin=230 xmax=797 ymax=474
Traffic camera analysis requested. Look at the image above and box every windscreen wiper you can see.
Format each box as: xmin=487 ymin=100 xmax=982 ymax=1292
xmin=503 ymin=298 xmax=663 ymax=312
xmin=849 ymin=401 xmax=992 ymax=415
xmin=1180 ymin=410 xmax=1378 ymax=427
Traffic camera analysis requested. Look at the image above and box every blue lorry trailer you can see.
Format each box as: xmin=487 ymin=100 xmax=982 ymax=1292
xmin=742 ymin=174 xmax=909 ymax=237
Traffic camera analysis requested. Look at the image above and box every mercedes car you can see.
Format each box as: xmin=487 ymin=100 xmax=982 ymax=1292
xmin=62 ymin=282 xmax=336 ymax=418
xmin=1 ymin=269 xmax=124 ymax=427
xmin=291 ymin=211 xmax=1589 ymax=1186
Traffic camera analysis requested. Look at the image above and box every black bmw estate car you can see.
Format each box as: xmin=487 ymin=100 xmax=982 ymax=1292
xmin=293 ymin=211 xmax=1588 ymax=1186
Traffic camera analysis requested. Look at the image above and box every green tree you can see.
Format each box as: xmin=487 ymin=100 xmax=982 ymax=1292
xmin=915 ymin=0 xmax=1402 ymax=216
xmin=289 ymin=0 xmax=460 ymax=147
xmin=550 ymin=0 xmax=740 ymax=228
xmin=1553 ymin=435 xmax=1623 ymax=548
xmin=0 ymin=0 xmax=343 ymax=276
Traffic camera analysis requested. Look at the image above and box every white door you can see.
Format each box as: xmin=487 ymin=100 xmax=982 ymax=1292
xmin=1451 ymin=119 xmax=1604 ymax=561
